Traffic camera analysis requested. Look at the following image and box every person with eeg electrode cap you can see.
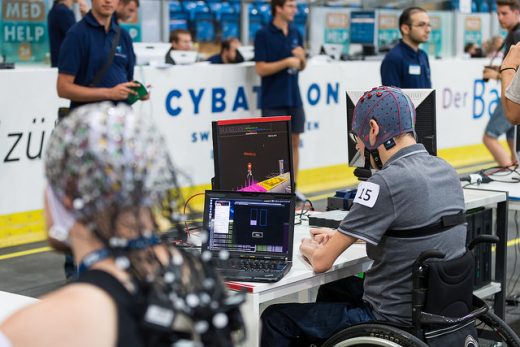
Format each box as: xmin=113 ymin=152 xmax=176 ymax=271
xmin=260 ymin=87 xmax=467 ymax=347
xmin=0 ymin=103 xmax=245 ymax=347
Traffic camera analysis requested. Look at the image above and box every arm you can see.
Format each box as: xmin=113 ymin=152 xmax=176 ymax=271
xmin=380 ymin=55 xmax=401 ymax=87
xmin=255 ymin=58 xmax=301 ymax=77
xmin=292 ymin=46 xmax=307 ymax=71
xmin=300 ymin=229 xmax=358 ymax=273
xmin=57 ymin=73 xmax=138 ymax=102
xmin=501 ymin=42 xmax=520 ymax=123
xmin=0 ymin=285 xmax=116 ymax=347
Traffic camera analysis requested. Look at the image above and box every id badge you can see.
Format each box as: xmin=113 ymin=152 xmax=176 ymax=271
xmin=408 ymin=65 xmax=421 ymax=75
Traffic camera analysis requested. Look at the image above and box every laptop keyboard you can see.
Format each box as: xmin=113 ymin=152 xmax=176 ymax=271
xmin=215 ymin=259 xmax=291 ymax=282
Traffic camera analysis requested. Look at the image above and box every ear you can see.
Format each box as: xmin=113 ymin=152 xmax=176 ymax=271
xmin=400 ymin=24 xmax=410 ymax=36
xmin=368 ymin=119 xmax=379 ymax=147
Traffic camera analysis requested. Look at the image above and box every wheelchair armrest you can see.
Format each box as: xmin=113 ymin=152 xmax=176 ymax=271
xmin=414 ymin=250 xmax=445 ymax=267
xmin=468 ymin=235 xmax=499 ymax=250
xmin=419 ymin=296 xmax=488 ymax=326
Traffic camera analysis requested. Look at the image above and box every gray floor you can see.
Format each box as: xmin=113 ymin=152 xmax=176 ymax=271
xmin=2 ymin=189 xmax=520 ymax=337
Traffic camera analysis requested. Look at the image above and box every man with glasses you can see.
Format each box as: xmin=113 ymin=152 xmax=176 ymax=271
xmin=380 ymin=7 xmax=431 ymax=88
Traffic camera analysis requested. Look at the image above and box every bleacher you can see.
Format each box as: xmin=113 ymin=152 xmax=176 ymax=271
xmin=168 ymin=0 xmax=309 ymax=43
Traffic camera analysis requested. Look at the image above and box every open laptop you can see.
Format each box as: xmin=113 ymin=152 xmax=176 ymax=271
xmin=202 ymin=190 xmax=296 ymax=283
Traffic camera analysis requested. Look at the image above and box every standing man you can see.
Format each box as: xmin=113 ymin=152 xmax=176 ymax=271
xmin=165 ymin=29 xmax=194 ymax=64
xmin=116 ymin=0 xmax=139 ymax=23
xmin=482 ymin=0 xmax=520 ymax=167
xmin=47 ymin=0 xmax=88 ymax=67
xmin=380 ymin=7 xmax=432 ymax=88
xmin=207 ymin=37 xmax=241 ymax=64
xmin=254 ymin=0 xmax=306 ymax=185
xmin=57 ymin=0 xmax=143 ymax=111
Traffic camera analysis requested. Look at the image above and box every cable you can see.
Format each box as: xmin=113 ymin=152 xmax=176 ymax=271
xmin=183 ymin=192 xmax=205 ymax=237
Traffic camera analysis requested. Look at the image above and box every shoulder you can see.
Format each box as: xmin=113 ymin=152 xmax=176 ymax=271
xmin=513 ymin=28 xmax=520 ymax=43
xmin=383 ymin=46 xmax=402 ymax=63
xmin=0 ymin=284 xmax=116 ymax=347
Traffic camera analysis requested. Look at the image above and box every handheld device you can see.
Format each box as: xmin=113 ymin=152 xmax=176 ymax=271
xmin=127 ymin=81 xmax=148 ymax=105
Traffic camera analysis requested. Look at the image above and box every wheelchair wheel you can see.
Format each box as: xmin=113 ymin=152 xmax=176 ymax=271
xmin=321 ymin=324 xmax=428 ymax=347
xmin=477 ymin=310 xmax=520 ymax=347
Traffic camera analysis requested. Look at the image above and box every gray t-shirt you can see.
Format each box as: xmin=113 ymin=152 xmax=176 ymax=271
xmin=506 ymin=70 xmax=520 ymax=104
xmin=338 ymin=144 xmax=466 ymax=324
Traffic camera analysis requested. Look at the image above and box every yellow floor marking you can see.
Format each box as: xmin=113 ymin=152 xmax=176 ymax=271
xmin=0 ymin=247 xmax=52 ymax=260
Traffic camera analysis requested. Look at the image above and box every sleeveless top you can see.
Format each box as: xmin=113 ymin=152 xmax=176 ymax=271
xmin=75 ymin=269 xmax=145 ymax=347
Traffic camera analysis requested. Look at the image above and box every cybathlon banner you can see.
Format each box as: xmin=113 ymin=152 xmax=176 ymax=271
xmin=0 ymin=58 xmax=500 ymax=216
xmin=0 ymin=0 xmax=50 ymax=63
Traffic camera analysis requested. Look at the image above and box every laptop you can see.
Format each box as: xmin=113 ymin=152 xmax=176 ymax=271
xmin=169 ymin=50 xmax=198 ymax=65
xmin=202 ymin=190 xmax=296 ymax=283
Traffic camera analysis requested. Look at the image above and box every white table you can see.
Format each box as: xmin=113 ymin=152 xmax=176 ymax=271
xmin=231 ymin=225 xmax=372 ymax=347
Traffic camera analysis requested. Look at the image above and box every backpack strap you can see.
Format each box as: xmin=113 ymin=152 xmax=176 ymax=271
xmin=89 ymin=24 xmax=122 ymax=87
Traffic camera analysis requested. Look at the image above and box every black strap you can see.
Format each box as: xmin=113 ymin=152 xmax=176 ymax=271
xmin=89 ymin=24 xmax=121 ymax=87
xmin=386 ymin=212 xmax=466 ymax=238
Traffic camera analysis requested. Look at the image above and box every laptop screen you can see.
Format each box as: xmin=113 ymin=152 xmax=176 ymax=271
xmin=203 ymin=191 xmax=295 ymax=258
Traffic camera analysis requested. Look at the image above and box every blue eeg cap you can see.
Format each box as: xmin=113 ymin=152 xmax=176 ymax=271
xmin=351 ymin=86 xmax=416 ymax=150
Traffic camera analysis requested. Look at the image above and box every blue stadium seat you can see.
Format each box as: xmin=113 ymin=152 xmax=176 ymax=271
xmin=249 ymin=4 xmax=263 ymax=42
xmin=169 ymin=1 xmax=188 ymax=31
xmin=221 ymin=11 xmax=239 ymax=40
xmin=194 ymin=2 xmax=215 ymax=42
xmin=257 ymin=2 xmax=271 ymax=25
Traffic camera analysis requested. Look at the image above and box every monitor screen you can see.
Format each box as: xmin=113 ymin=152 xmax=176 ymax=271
xmin=345 ymin=89 xmax=437 ymax=167
xmin=212 ymin=116 xmax=294 ymax=193
xmin=350 ymin=11 xmax=376 ymax=45
xmin=320 ymin=43 xmax=343 ymax=61
xmin=202 ymin=191 xmax=295 ymax=256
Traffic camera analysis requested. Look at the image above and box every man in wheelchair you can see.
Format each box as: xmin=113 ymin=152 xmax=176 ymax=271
xmin=260 ymin=86 xmax=471 ymax=346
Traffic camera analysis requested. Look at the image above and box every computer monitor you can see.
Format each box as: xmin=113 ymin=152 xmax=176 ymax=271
xmin=236 ymin=45 xmax=254 ymax=62
xmin=349 ymin=11 xmax=376 ymax=45
xmin=168 ymin=50 xmax=198 ymax=65
xmin=345 ymin=89 xmax=437 ymax=167
xmin=212 ymin=116 xmax=294 ymax=193
xmin=133 ymin=42 xmax=171 ymax=65
xmin=320 ymin=44 xmax=343 ymax=61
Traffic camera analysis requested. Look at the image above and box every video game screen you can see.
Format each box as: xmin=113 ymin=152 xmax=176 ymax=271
xmin=212 ymin=117 xmax=294 ymax=193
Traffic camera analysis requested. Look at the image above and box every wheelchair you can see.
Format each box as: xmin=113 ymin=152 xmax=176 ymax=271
xmin=322 ymin=235 xmax=520 ymax=347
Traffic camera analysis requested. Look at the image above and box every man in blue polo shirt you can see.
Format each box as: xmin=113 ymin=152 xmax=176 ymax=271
xmin=47 ymin=0 xmax=88 ymax=67
xmin=254 ymin=0 xmax=306 ymax=183
xmin=380 ymin=7 xmax=432 ymax=88
xmin=57 ymin=0 xmax=142 ymax=111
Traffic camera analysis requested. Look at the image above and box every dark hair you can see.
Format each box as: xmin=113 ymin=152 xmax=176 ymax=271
xmin=221 ymin=37 xmax=238 ymax=52
xmin=120 ymin=0 xmax=139 ymax=7
xmin=271 ymin=0 xmax=287 ymax=17
xmin=464 ymin=42 xmax=475 ymax=53
xmin=169 ymin=29 xmax=191 ymax=44
xmin=497 ymin=0 xmax=520 ymax=11
xmin=398 ymin=7 xmax=427 ymax=34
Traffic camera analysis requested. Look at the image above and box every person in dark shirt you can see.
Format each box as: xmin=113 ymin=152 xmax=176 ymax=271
xmin=254 ymin=0 xmax=306 ymax=184
xmin=57 ymin=0 xmax=145 ymax=111
xmin=47 ymin=0 xmax=88 ymax=67
xmin=380 ymin=7 xmax=432 ymax=88
xmin=0 ymin=103 xmax=245 ymax=347
xmin=207 ymin=37 xmax=241 ymax=64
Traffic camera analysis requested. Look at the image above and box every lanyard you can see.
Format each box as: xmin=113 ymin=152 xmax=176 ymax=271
xmin=78 ymin=248 xmax=111 ymax=274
